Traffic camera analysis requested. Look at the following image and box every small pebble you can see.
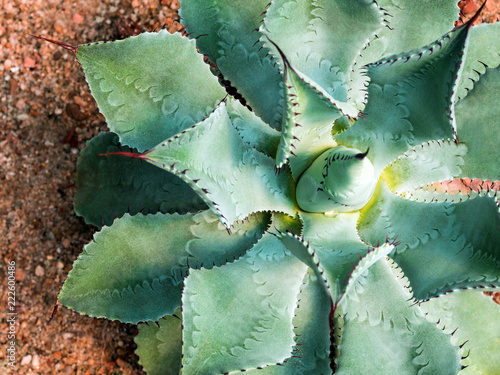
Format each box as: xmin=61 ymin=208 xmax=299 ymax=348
xmin=24 ymin=56 xmax=36 ymax=68
xmin=116 ymin=357 xmax=128 ymax=369
xmin=21 ymin=355 xmax=32 ymax=366
xmin=4 ymin=59 xmax=13 ymax=70
xmin=32 ymin=355 xmax=40 ymax=369
xmin=73 ymin=13 xmax=85 ymax=23
xmin=35 ymin=265 xmax=45 ymax=277
xmin=16 ymin=99 xmax=26 ymax=109
xmin=15 ymin=267 xmax=25 ymax=281
xmin=62 ymin=238 xmax=71 ymax=248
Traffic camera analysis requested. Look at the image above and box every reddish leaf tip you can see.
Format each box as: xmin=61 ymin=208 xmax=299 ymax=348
xmin=99 ymin=151 xmax=149 ymax=160
xmin=30 ymin=34 xmax=78 ymax=56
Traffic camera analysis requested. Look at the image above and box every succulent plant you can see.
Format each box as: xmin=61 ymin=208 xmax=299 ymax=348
xmin=43 ymin=0 xmax=500 ymax=373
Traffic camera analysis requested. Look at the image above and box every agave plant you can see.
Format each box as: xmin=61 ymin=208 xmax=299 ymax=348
xmin=43 ymin=0 xmax=500 ymax=373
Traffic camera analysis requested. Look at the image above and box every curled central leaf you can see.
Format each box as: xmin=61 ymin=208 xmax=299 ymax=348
xmin=296 ymin=146 xmax=377 ymax=213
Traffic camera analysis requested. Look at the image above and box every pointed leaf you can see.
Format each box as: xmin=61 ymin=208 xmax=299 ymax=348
xmin=284 ymin=269 xmax=332 ymax=374
xmin=456 ymin=22 xmax=500 ymax=101
xmin=405 ymin=178 xmax=499 ymax=203
xmin=350 ymin=0 xmax=459 ymax=108
xmin=301 ymin=211 xmax=392 ymax=300
xmin=179 ymin=0 xmax=284 ymax=129
xmin=337 ymin=258 xmax=460 ymax=375
xmin=243 ymin=269 xmax=333 ymax=375
xmin=261 ymin=0 xmax=384 ymax=104
xmin=144 ymin=103 xmax=297 ymax=227
xmin=338 ymin=243 xmax=395 ymax=307
xmin=75 ymin=132 xmax=206 ymax=228
xmin=274 ymin=230 xmax=335 ymax=301
xmin=359 ymin=182 xmax=500 ymax=300
xmin=336 ymin=24 xmax=470 ymax=174
xmin=181 ymin=234 xmax=308 ymax=374
xmin=275 ymin=63 xmax=342 ymax=176
xmin=59 ymin=210 xmax=269 ymax=323
xmin=77 ymin=30 xmax=225 ymax=151
xmin=382 ymin=139 xmax=467 ymax=195
xmin=420 ymin=291 xmax=500 ymax=374
xmin=135 ymin=310 xmax=182 ymax=375
xmin=372 ymin=0 xmax=459 ymax=51
xmin=226 ymin=97 xmax=281 ymax=158
xmin=455 ymin=65 xmax=500 ymax=180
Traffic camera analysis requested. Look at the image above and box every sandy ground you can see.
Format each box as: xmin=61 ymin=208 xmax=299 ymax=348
xmin=0 ymin=0 xmax=498 ymax=374
xmin=1 ymin=1 xmax=181 ymax=373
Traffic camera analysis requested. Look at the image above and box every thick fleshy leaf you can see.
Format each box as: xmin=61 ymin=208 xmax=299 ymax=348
xmin=405 ymin=179 xmax=499 ymax=203
xmin=243 ymin=269 xmax=333 ymax=375
xmin=274 ymin=230 xmax=336 ymax=308
xmin=335 ymin=23 xmax=470 ymax=174
xmin=359 ymin=182 xmax=500 ymax=300
xmin=350 ymin=0 xmax=459 ymax=108
xmin=371 ymin=0 xmax=459 ymax=50
xmin=275 ymin=63 xmax=342 ymax=176
xmin=456 ymin=22 xmax=500 ymax=101
xmin=261 ymin=0 xmax=384 ymax=105
xmin=284 ymin=269 xmax=332 ymax=374
xmin=144 ymin=103 xmax=297 ymax=227
xmin=75 ymin=132 xmax=206 ymax=228
xmin=77 ymin=30 xmax=225 ymax=151
xmin=179 ymin=0 xmax=284 ymax=129
xmin=59 ymin=210 xmax=269 ymax=323
xmin=181 ymin=234 xmax=308 ymax=374
xmin=301 ymin=211 xmax=391 ymax=300
xmin=420 ymin=291 xmax=500 ymax=374
xmin=336 ymin=258 xmax=460 ymax=374
xmin=135 ymin=310 xmax=182 ymax=375
xmin=226 ymin=97 xmax=281 ymax=158
xmin=455 ymin=65 xmax=500 ymax=180
xmin=382 ymin=139 xmax=467 ymax=195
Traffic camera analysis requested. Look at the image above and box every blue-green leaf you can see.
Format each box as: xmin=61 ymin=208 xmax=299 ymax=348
xmin=59 ymin=210 xmax=269 ymax=323
xmin=359 ymin=182 xmax=500 ymax=300
xmin=75 ymin=132 xmax=206 ymax=228
xmin=77 ymin=31 xmax=225 ymax=151
xmin=457 ymin=22 xmax=500 ymax=101
xmin=455 ymin=65 xmax=500 ymax=180
xmin=382 ymin=139 xmax=467 ymax=195
xmin=144 ymin=102 xmax=297 ymax=227
xmin=179 ymin=0 xmax=284 ymax=129
xmin=182 ymin=234 xmax=308 ymax=374
xmin=420 ymin=291 xmax=500 ymax=374
xmin=337 ymin=258 xmax=460 ymax=375
xmin=336 ymin=23 xmax=470 ymax=174
xmin=275 ymin=63 xmax=343 ymax=176
xmin=350 ymin=0 xmax=460 ymax=108
xmin=261 ymin=0 xmax=384 ymax=105
xmin=135 ymin=310 xmax=182 ymax=375
xmin=226 ymin=97 xmax=281 ymax=158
